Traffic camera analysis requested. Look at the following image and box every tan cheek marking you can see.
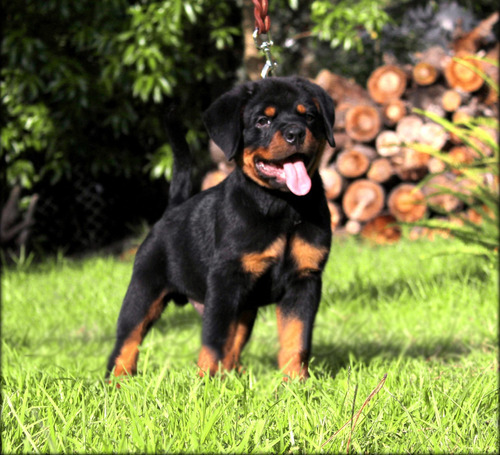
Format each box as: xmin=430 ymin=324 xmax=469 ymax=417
xmin=291 ymin=236 xmax=328 ymax=276
xmin=240 ymin=147 xmax=274 ymax=189
xmin=113 ymin=292 xmax=166 ymax=377
xmin=276 ymin=307 xmax=308 ymax=379
xmin=297 ymin=104 xmax=307 ymax=114
xmin=241 ymin=236 xmax=286 ymax=277
xmin=265 ymin=106 xmax=276 ymax=117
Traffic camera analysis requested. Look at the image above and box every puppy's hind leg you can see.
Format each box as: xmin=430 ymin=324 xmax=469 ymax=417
xmin=106 ymin=244 xmax=169 ymax=379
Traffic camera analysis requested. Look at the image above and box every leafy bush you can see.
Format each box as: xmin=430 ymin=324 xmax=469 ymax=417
xmin=1 ymin=0 xmax=240 ymax=190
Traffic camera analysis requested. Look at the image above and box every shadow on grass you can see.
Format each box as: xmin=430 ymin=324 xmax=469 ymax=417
xmin=248 ymin=337 xmax=491 ymax=380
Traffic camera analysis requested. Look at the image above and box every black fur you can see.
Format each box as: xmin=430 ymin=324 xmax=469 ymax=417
xmin=106 ymin=76 xmax=335 ymax=380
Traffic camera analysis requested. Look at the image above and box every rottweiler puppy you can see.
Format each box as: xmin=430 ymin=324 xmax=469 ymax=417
xmin=106 ymin=76 xmax=335 ymax=381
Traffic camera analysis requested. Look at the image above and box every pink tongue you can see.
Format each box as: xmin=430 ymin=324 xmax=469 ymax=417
xmin=283 ymin=161 xmax=311 ymax=196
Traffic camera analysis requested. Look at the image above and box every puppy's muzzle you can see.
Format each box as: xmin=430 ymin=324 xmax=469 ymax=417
xmin=283 ymin=125 xmax=306 ymax=146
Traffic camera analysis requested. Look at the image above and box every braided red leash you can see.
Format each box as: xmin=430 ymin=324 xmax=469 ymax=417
xmin=253 ymin=0 xmax=271 ymax=34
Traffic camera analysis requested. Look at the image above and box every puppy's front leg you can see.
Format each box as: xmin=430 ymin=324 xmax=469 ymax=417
xmin=275 ymin=276 xmax=322 ymax=380
xmin=198 ymin=306 xmax=257 ymax=376
xmin=197 ymin=269 xmax=256 ymax=376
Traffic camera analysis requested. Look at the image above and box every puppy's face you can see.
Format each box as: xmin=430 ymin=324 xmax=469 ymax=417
xmin=204 ymin=77 xmax=335 ymax=196
xmin=240 ymin=91 xmax=329 ymax=195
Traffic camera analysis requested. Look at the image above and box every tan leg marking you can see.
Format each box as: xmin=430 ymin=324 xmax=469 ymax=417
xmin=113 ymin=291 xmax=166 ymax=377
xmin=276 ymin=307 xmax=309 ymax=380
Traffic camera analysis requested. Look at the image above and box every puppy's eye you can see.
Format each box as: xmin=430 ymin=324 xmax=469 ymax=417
xmin=256 ymin=116 xmax=271 ymax=128
xmin=306 ymin=113 xmax=316 ymax=123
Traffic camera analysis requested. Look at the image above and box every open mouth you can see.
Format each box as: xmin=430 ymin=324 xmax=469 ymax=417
xmin=255 ymin=154 xmax=312 ymax=196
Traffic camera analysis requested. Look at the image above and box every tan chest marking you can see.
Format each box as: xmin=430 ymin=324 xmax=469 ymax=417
xmin=290 ymin=236 xmax=328 ymax=276
xmin=241 ymin=235 xmax=286 ymax=277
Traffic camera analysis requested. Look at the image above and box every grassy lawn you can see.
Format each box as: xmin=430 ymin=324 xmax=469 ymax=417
xmin=1 ymin=237 xmax=498 ymax=453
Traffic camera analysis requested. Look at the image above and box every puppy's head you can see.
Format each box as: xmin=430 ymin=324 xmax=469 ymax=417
xmin=203 ymin=77 xmax=335 ymax=196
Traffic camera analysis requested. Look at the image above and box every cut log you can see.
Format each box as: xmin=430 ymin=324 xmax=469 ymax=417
xmin=412 ymin=62 xmax=439 ymax=86
xmin=375 ymin=130 xmax=402 ymax=157
xmin=395 ymin=115 xmax=424 ymax=144
xmin=320 ymin=166 xmax=345 ymax=200
xmin=334 ymin=101 xmax=356 ymax=131
xmin=367 ymin=158 xmax=394 ymax=183
xmin=382 ymin=99 xmax=407 ymax=126
xmin=414 ymin=46 xmax=448 ymax=71
xmin=452 ymin=108 xmax=473 ymax=124
xmin=419 ymin=122 xmax=449 ymax=151
xmin=444 ymin=51 xmax=484 ymax=93
xmin=342 ymin=179 xmax=385 ymax=222
xmin=392 ymin=148 xmax=430 ymax=181
xmin=345 ymin=220 xmax=362 ymax=235
xmin=345 ymin=105 xmax=382 ymax=142
xmin=423 ymin=173 xmax=463 ymax=213
xmin=441 ymin=90 xmax=462 ymax=112
xmin=201 ymin=170 xmax=228 ymax=191
xmin=483 ymin=43 xmax=499 ymax=105
xmin=407 ymin=85 xmax=446 ymax=118
xmin=361 ymin=214 xmax=402 ymax=244
xmin=466 ymin=204 xmax=495 ymax=225
xmin=367 ymin=65 xmax=407 ymax=103
xmin=452 ymin=12 xmax=499 ymax=54
xmin=336 ymin=145 xmax=376 ymax=178
xmin=387 ymin=183 xmax=427 ymax=222
xmin=315 ymin=70 xmax=370 ymax=105
xmin=448 ymin=145 xmax=477 ymax=174
xmin=319 ymin=143 xmax=337 ymax=170
xmin=427 ymin=156 xmax=447 ymax=174
xmin=327 ymin=201 xmax=342 ymax=231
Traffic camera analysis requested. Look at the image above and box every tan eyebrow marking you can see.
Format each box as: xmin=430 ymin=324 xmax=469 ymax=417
xmin=296 ymin=104 xmax=307 ymax=114
xmin=264 ymin=106 xmax=276 ymax=117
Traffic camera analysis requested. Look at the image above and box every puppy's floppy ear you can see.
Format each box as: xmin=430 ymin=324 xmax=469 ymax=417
xmin=295 ymin=78 xmax=336 ymax=148
xmin=203 ymin=83 xmax=254 ymax=161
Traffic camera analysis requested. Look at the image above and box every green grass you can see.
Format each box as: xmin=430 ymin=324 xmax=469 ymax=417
xmin=1 ymin=237 xmax=498 ymax=453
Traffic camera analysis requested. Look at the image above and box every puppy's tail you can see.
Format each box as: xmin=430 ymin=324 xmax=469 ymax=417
xmin=164 ymin=107 xmax=193 ymax=208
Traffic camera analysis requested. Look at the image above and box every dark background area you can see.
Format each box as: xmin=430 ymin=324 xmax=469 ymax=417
xmin=1 ymin=0 xmax=498 ymax=258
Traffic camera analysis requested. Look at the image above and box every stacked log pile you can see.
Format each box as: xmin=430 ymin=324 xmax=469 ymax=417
xmin=202 ymin=12 xmax=498 ymax=244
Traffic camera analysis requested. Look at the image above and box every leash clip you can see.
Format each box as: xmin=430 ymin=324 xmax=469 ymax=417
xmin=253 ymin=28 xmax=278 ymax=78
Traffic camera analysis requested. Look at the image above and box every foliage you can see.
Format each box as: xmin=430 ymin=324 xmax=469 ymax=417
xmin=1 ymin=238 xmax=497 ymax=452
xmin=404 ymin=58 xmax=499 ymax=262
xmin=1 ymin=0 xmax=240 ymax=190
xmin=310 ymin=0 xmax=392 ymax=52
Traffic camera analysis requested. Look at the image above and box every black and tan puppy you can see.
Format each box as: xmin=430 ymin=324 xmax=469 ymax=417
xmin=106 ymin=76 xmax=335 ymax=381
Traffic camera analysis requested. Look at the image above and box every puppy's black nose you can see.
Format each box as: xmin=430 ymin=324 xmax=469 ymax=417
xmin=283 ymin=125 xmax=305 ymax=145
